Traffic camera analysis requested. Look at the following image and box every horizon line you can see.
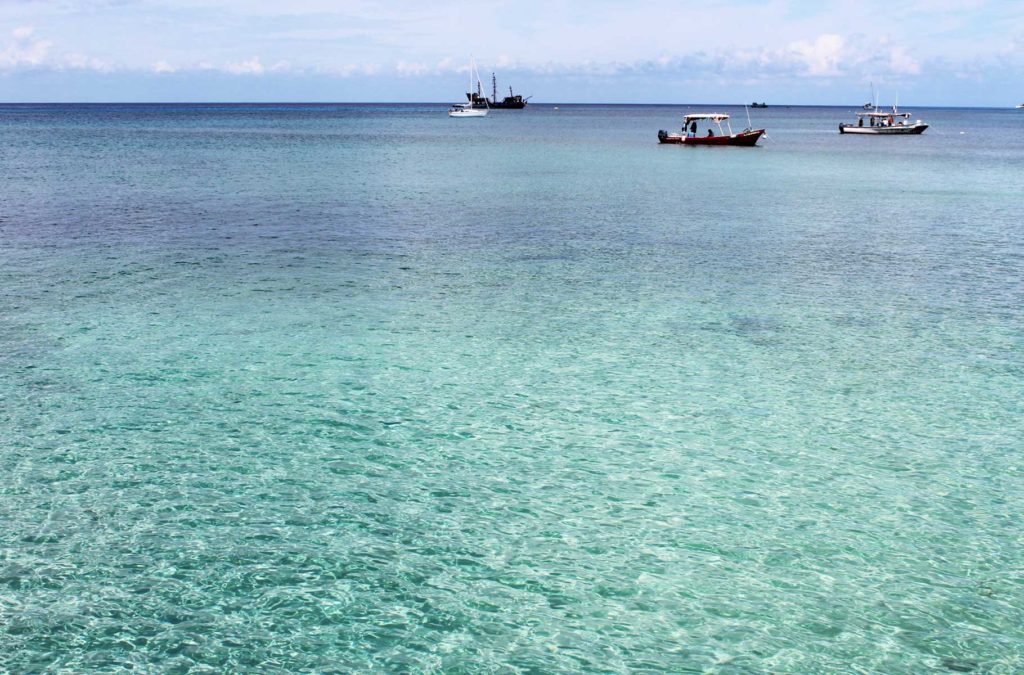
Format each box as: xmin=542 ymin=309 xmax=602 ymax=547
xmin=0 ymin=101 xmax=1015 ymax=109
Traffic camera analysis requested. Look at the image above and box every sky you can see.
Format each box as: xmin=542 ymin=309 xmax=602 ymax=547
xmin=0 ymin=1 xmax=1022 ymax=105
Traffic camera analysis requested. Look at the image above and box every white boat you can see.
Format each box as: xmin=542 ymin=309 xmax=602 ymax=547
xmin=448 ymin=103 xmax=487 ymax=117
xmin=1017 ymin=103 xmax=1024 ymax=109
xmin=840 ymin=105 xmax=928 ymax=135
xmin=449 ymin=58 xmax=488 ymax=118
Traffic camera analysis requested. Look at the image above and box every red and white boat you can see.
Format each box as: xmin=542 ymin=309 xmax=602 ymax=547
xmin=658 ymin=113 xmax=765 ymax=146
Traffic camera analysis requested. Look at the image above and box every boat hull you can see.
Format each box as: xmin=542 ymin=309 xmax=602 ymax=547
xmin=658 ymin=129 xmax=765 ymax=146
xmin=839 ymin=123 xmax=928 ymax=135
xmin=449 ymin=109 xmax=488 ymax=117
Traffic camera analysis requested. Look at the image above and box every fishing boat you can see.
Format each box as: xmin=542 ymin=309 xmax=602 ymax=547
xmin=839 ymin=106 xmax=928 ymax=135
xmin=658 ymin=113 xmax=765 ymax=146
xmin=449 ymin=58 xmax=488 ymax=118
xmin=751 ymin=102 xmax=768 ymax=108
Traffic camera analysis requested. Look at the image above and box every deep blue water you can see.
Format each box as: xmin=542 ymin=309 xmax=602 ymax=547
xmin=1 ymin=103 xmax=1023 ymax=672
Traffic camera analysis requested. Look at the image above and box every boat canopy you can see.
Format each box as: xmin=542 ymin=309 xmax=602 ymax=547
xmin=857 ymin=111 xmax=912 ymax=118
xmin=683 ymin=113 xmax=730 ymax=122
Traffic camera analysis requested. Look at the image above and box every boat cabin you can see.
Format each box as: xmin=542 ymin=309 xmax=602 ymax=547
xmin=855 ymin=111 xmax=913 ymax=128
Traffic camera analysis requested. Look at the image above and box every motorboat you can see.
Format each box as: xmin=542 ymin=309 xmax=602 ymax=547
xmin=658 ymin=113 xmax=765 ymax=146
xmin=839 ymin=107 xmax=928 ymax=135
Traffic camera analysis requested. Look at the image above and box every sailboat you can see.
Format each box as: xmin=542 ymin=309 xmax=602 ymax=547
xmin=449 ymin=58 xmax=488 ymax=118
xmin=863 ymin=82 xmax=876 ymax=110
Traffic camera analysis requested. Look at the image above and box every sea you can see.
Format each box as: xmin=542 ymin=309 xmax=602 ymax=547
xmin=1 ymin=103 xmax=1022 ymax=672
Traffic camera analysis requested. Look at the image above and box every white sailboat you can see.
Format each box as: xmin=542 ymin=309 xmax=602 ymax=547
xmin=449 ymin=57 xmax=488 ymax=117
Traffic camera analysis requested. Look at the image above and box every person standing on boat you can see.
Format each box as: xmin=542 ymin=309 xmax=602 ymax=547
xmin=690 ymin=120 xmax=697 ymax=137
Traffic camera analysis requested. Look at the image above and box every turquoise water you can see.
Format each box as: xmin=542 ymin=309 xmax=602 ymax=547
xmin=1 ymin=103 xmax=1022 ymax=672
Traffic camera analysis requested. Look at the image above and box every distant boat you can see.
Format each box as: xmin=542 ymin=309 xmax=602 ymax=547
xmin=1017 ymin=103 xmax=1024 ymax=109
xmin=448 ymin=102 xmax=486 ymax=117
xmin=751 ymin=102 xmax=768 ymax=108
xmin=449 ymin=58 xmax=488 ymax=118
xmin=465 ymin=73 xmax=531 ymax=109
xmin=863 ymin=81 xmax=876 ymax=110
xmin=658 ymin=113 xmax=765 ymax=146
xmin=839 ymin=105 xmax=928 ymax=135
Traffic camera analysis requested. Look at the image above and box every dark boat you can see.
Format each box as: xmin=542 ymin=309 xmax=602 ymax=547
xmin=751 ymin=102 xmax=768 ymax=108
xmin=467 ymin=73 xmax=531 ymax=109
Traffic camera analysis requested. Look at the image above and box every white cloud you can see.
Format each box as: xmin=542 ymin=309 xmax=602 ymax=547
xmin=153 ymin=60 xmax=176 ymax=74
xmin=0 ymin=26 xmax=53 ymax=70
xmin=12 ymin=26 xmax=36 ymax=41
xmin=62 ymin=52 xmax=110 ymax=71
xmin=786 ymin=34 xmax=845 ymax=77
xmin=1 ymin=26 xmax=112 ymax=72
xmin=889 ymin=46 xmax=921 ymax=74
xmin=395 ymin=60 xmax=428 ymax=76
xmin=225 ymin=56 xmax=264 ymax=74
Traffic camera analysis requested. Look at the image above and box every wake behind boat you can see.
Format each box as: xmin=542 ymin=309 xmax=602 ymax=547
xmin=658 ymin=113 xmax=765 ymax=146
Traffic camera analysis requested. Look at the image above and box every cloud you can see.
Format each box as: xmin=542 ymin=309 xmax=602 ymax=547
xmin=224 ymin=56 xmax=264 ymax=74
xmin=395 ymin=60 xmax=428 ymax=77
xmin=1 ymin=26 xmax=112 ymax=72
xmin=153 ymin=60 xmax=176 ymax=74
xmin=63 ymin=52 xmax=110 ymax=71
xmin=786 ymin=34 xmax=845 ymax=77
xmin=889 ymin=46 xmax=921 ymax=75
xmin=0 ymin=26 xmax=53 ymax=70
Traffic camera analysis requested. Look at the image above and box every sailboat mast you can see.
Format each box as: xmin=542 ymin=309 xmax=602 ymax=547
xmin=492 ymin=73 xmax=497 ymax=105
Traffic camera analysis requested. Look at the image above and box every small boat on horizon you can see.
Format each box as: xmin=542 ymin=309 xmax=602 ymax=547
xmin=658 ymin=113 xmax=765 ymax=146
xmin=449 ymin=57 xmax=488 ymax=118
xmin=1017 ymin=103 xmax=1024 ymax=109
xmin=751 ymin=102 xmax=768 ymax=108
xmin=863 ymin=81 xmax=876 ymax=110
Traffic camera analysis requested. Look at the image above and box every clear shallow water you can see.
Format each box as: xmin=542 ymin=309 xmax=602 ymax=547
xmin=1 ymin=103 xmax=1022 ymax=672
